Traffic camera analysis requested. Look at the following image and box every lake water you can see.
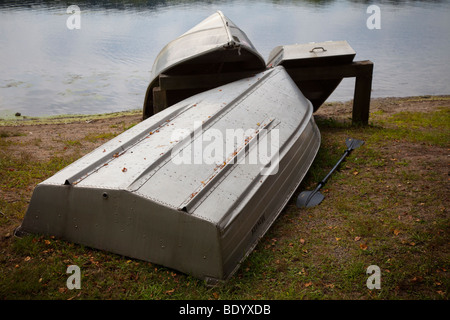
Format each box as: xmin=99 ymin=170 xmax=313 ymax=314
xmin=1 ymin=0 xmax=449 ymax=117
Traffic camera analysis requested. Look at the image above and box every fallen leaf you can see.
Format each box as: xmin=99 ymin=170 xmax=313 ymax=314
xmin=304 ymin=282 xmax=312 ymax=287
xmin=353 ymin=171 xmax=359 ymax=175
xmin=44 ymin=240 xmax=51 ymax=245
xmin=335 ymin=237 xmax=341 ymax=241
xmin=165 ymin=289 xmax=175 ymax=294
xmin=393 ymin=229 xmax=401 ymax=236
xmin=354 ymin=236 xmax=361 ymax=242
xmin=299 ymin=239 xmax=305 ymax=244
xmin=360 ymin=243 xmax=368 ymax=250
xmin=213 ymin=292 xmax=219 ymax=299
xmin=24 ymin=256 xmax=31 ymax=262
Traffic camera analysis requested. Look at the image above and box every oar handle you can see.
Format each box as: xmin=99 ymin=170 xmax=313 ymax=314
xmin=320 ymin=149 xmax=351 ymax=185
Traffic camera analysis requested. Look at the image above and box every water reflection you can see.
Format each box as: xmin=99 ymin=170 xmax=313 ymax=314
xmin=0 ymin=0 xmax=449 ymax=116
xmin=1 ymin=0 xmax=447 ymax=10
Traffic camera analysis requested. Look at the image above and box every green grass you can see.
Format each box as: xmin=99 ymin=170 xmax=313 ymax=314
xmin=0 ymin=153 xmax=77 ymax=221
xmin=0 ymin=131 xmax=26 ymax=138
xmin=369 ymin=108 xmax=450 ymax=147
xmin=0 ymin=99 xmax=448 ymax=300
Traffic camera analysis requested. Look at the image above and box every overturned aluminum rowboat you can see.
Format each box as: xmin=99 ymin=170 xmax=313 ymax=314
xmin=16 ymin=66 xmax=320 ymax=283
xmin=142 ymin=10 xmax=266 ymax=119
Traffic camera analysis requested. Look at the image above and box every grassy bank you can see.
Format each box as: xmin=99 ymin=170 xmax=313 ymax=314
xmin=0 ymin=96 xmax=448 ymax=300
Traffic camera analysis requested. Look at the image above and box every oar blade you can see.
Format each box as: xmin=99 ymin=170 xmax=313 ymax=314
xmin=297 ymin=137 xmax=364 ymax=209
xmin=296 ymin=191 xmax=325 ymax=208
xmin=345 ymin=138 xmax=365 ymax=150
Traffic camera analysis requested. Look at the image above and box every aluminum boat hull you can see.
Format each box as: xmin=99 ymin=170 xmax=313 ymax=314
xmin=17 ymin=66 xmax=320 ymax=283
xmin=143 ymin=10 xmax=266 ymax=119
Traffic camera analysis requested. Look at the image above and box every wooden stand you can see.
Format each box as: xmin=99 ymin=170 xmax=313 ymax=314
xmin=152 ymin=60 xmax=373 ymax=125
xmin=286 ymin=60 xmax=374 ymax=125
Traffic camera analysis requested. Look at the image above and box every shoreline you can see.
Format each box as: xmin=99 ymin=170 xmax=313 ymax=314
xmin=0 ymin=108 xmax=142 ymax=126
xmin=1 ymin=95 xmax=449 ymax=127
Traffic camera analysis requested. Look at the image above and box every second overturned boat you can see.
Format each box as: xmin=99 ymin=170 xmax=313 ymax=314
xmin=267 ymin=40 xmax=356 ymax=112
xmin=143 ymin=10 xmax=266 ymax=119
xmin=17 ymin=66 xmax=321 ymax=283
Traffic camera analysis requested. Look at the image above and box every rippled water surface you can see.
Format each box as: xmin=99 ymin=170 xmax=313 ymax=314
xmin=0 ymin=0 xmax=449 ymax=116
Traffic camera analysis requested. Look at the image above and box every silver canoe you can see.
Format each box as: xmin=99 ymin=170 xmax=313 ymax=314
xmin=267 ymin=41 xmax=356 ymax=112
xmin=142 ymin=10 xmax=266 ymax=119
xmin=17 ymin=66 xmax=320 ymax=283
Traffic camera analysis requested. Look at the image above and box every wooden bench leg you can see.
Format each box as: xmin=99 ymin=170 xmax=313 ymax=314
xmin=153 ymin=87 xmax=168 ymax=115
xmin=352 ymin=62 xmax=373 ymax=125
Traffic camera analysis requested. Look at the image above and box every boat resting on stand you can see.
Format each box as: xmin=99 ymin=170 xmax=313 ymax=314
xmin=16 ymin=66 xmax=321 ymax=283
xmin=267 ymin=40 xmax=356 ymax=112
xmin=143 ymin=10 xmax=266 ymax=119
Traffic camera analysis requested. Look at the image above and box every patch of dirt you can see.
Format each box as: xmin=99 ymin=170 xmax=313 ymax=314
xmin=1 ymin=114 xmax=142 ymax=162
